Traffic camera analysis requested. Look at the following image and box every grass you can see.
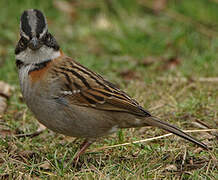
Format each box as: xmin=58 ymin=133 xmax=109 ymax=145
xmin=0 ymin=0 xmax=217 ymax=179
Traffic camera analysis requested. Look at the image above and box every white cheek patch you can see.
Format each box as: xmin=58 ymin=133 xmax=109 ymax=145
xmin=15 ymin=45 xmax=61 ymax=64
xmin=20 ymin=30 xmax=30 ymax=40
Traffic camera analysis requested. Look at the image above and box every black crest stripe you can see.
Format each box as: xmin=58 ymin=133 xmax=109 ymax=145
xmin=35 ymin=9 xmax=46 ymax=35
xmin=21 ymin=11 xmax=32 ymax=37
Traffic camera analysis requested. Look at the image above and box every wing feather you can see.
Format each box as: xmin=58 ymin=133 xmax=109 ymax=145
xmin=53 ymin=56 xmax=151 ymax=116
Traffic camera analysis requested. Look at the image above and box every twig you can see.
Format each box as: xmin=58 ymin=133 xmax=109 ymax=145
xmin=89 ymin=129 xmax=217 ymax=152
xmin=181 ymin=147 xmax=187 ymax=171
xmin=206 ymin=159 xmax=212 ymax=175
xmin=15 ymin=130 xmax=44 ymax=138
xmin=193 ymin=120 xmax=218 ymax=138
xmin=149 ymin=103 xmax=165 ymax=111
xmin=15 ymin=124 xmax=46 ymax=138
xmin=176 ymin=83 xmax=195 ymax=99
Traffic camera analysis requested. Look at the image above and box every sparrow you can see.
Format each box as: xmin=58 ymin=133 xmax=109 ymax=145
xmin=15 ymin=9 xmax=208 ymax=160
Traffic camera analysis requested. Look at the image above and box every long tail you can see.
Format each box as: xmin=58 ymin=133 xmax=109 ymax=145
xmin=145 ymin=116 xmax=208 ymax=149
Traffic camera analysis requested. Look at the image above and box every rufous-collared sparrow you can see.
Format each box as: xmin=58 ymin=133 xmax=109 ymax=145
xmin=15 ymin=9 xmax=208 ymax=160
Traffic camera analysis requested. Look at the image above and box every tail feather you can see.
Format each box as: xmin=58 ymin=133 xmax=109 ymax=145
xmin=145 ymin=116 xmax=208 ymax=149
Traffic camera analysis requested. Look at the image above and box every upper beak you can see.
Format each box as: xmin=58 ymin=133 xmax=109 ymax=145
xmin=28 ymin=37 xmax=41 ymax=50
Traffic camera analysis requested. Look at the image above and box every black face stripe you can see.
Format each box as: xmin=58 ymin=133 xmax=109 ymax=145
xmin=15 ymin=36 xmax=29 ymax=54
xmin=35 ymin=9 xmax=46 ymax=35
xmin=44 ymin=33 xmax=60 ymax=50
xmin=16 ymin=59 xmax=24 ymax=69
xmin=21 ymin=11 xmax=32 ymax=37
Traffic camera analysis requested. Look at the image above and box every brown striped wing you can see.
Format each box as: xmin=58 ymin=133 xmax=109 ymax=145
xmin=53 ymin=56 xmax=149 ymax=117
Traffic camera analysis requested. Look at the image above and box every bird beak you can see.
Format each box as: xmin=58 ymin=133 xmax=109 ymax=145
xmin=28 ymin=37 xmax=41 ymax=50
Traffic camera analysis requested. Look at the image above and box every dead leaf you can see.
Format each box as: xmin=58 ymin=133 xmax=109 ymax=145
xmin=15 ymin=123 xmax=46 ymax=138
xmin=165 ymin=164 xmax=178 ymax=171
xmin=39 ymin=161 xmax=51 ymax=170
xmin=0 ymin=96 xmax=7 ymax=115
xmin=162 ymin=56 xmax=181 ymax=70
xmin=119 ymin=70 xmax=140 ymax=81
xmin=139 ymin=56 xmax=160 ymax=66
xmin=193 ymin=120 xmax=218 ymax=139
xmin=95 ymin=14 xmax=112 ymax=30
xmin=0 ymin=81 xmax=12 ymax=115
xmin=18 ymin=150 xmax=36 ymax=159
xmin=0 ymin=128 xmax=15 ymax=137
xmin=0 ymin=81 xmax=12 ymax=98
xmin=0 ymin=124 xmax=16 ymax=137
xmin=193 ymin=147 xmax=203 ymax=154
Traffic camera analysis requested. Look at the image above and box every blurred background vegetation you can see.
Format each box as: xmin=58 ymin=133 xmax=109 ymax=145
xmin=0 ymin=0 xmax=217 ymax=179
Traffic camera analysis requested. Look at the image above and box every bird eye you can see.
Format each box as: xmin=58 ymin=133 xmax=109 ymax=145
xmin=20 ymin=40 xmax=24 ymax=48
xmin=19 ymin=37 xmax=28 ymax=48
xmin=41 ymin=33 xmax=50 ymax=42
xmin=46 ymin=33 xmax=51 ymax=42
xmin=47 ymin=36 xmax=51 ymax=42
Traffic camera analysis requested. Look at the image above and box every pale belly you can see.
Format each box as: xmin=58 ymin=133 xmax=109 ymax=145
xmin=18 ymin=67 xmax=117 ymax=138
xmin=19 ymin=64 xmax=118 ymax=138
xmin=27 ymin=96 xmax=118 ymax=138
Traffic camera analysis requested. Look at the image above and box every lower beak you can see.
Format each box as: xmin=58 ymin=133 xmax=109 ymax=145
xmin=28 ymin=37 xmax=41 ymax=50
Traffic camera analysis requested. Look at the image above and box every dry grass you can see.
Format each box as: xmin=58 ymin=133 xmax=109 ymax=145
xmin=0 ymin=0 xmax=217 ymax=179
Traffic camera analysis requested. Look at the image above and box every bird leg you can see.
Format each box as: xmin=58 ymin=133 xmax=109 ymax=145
xmin=74 ymin=139 xmax=94 ymax=163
